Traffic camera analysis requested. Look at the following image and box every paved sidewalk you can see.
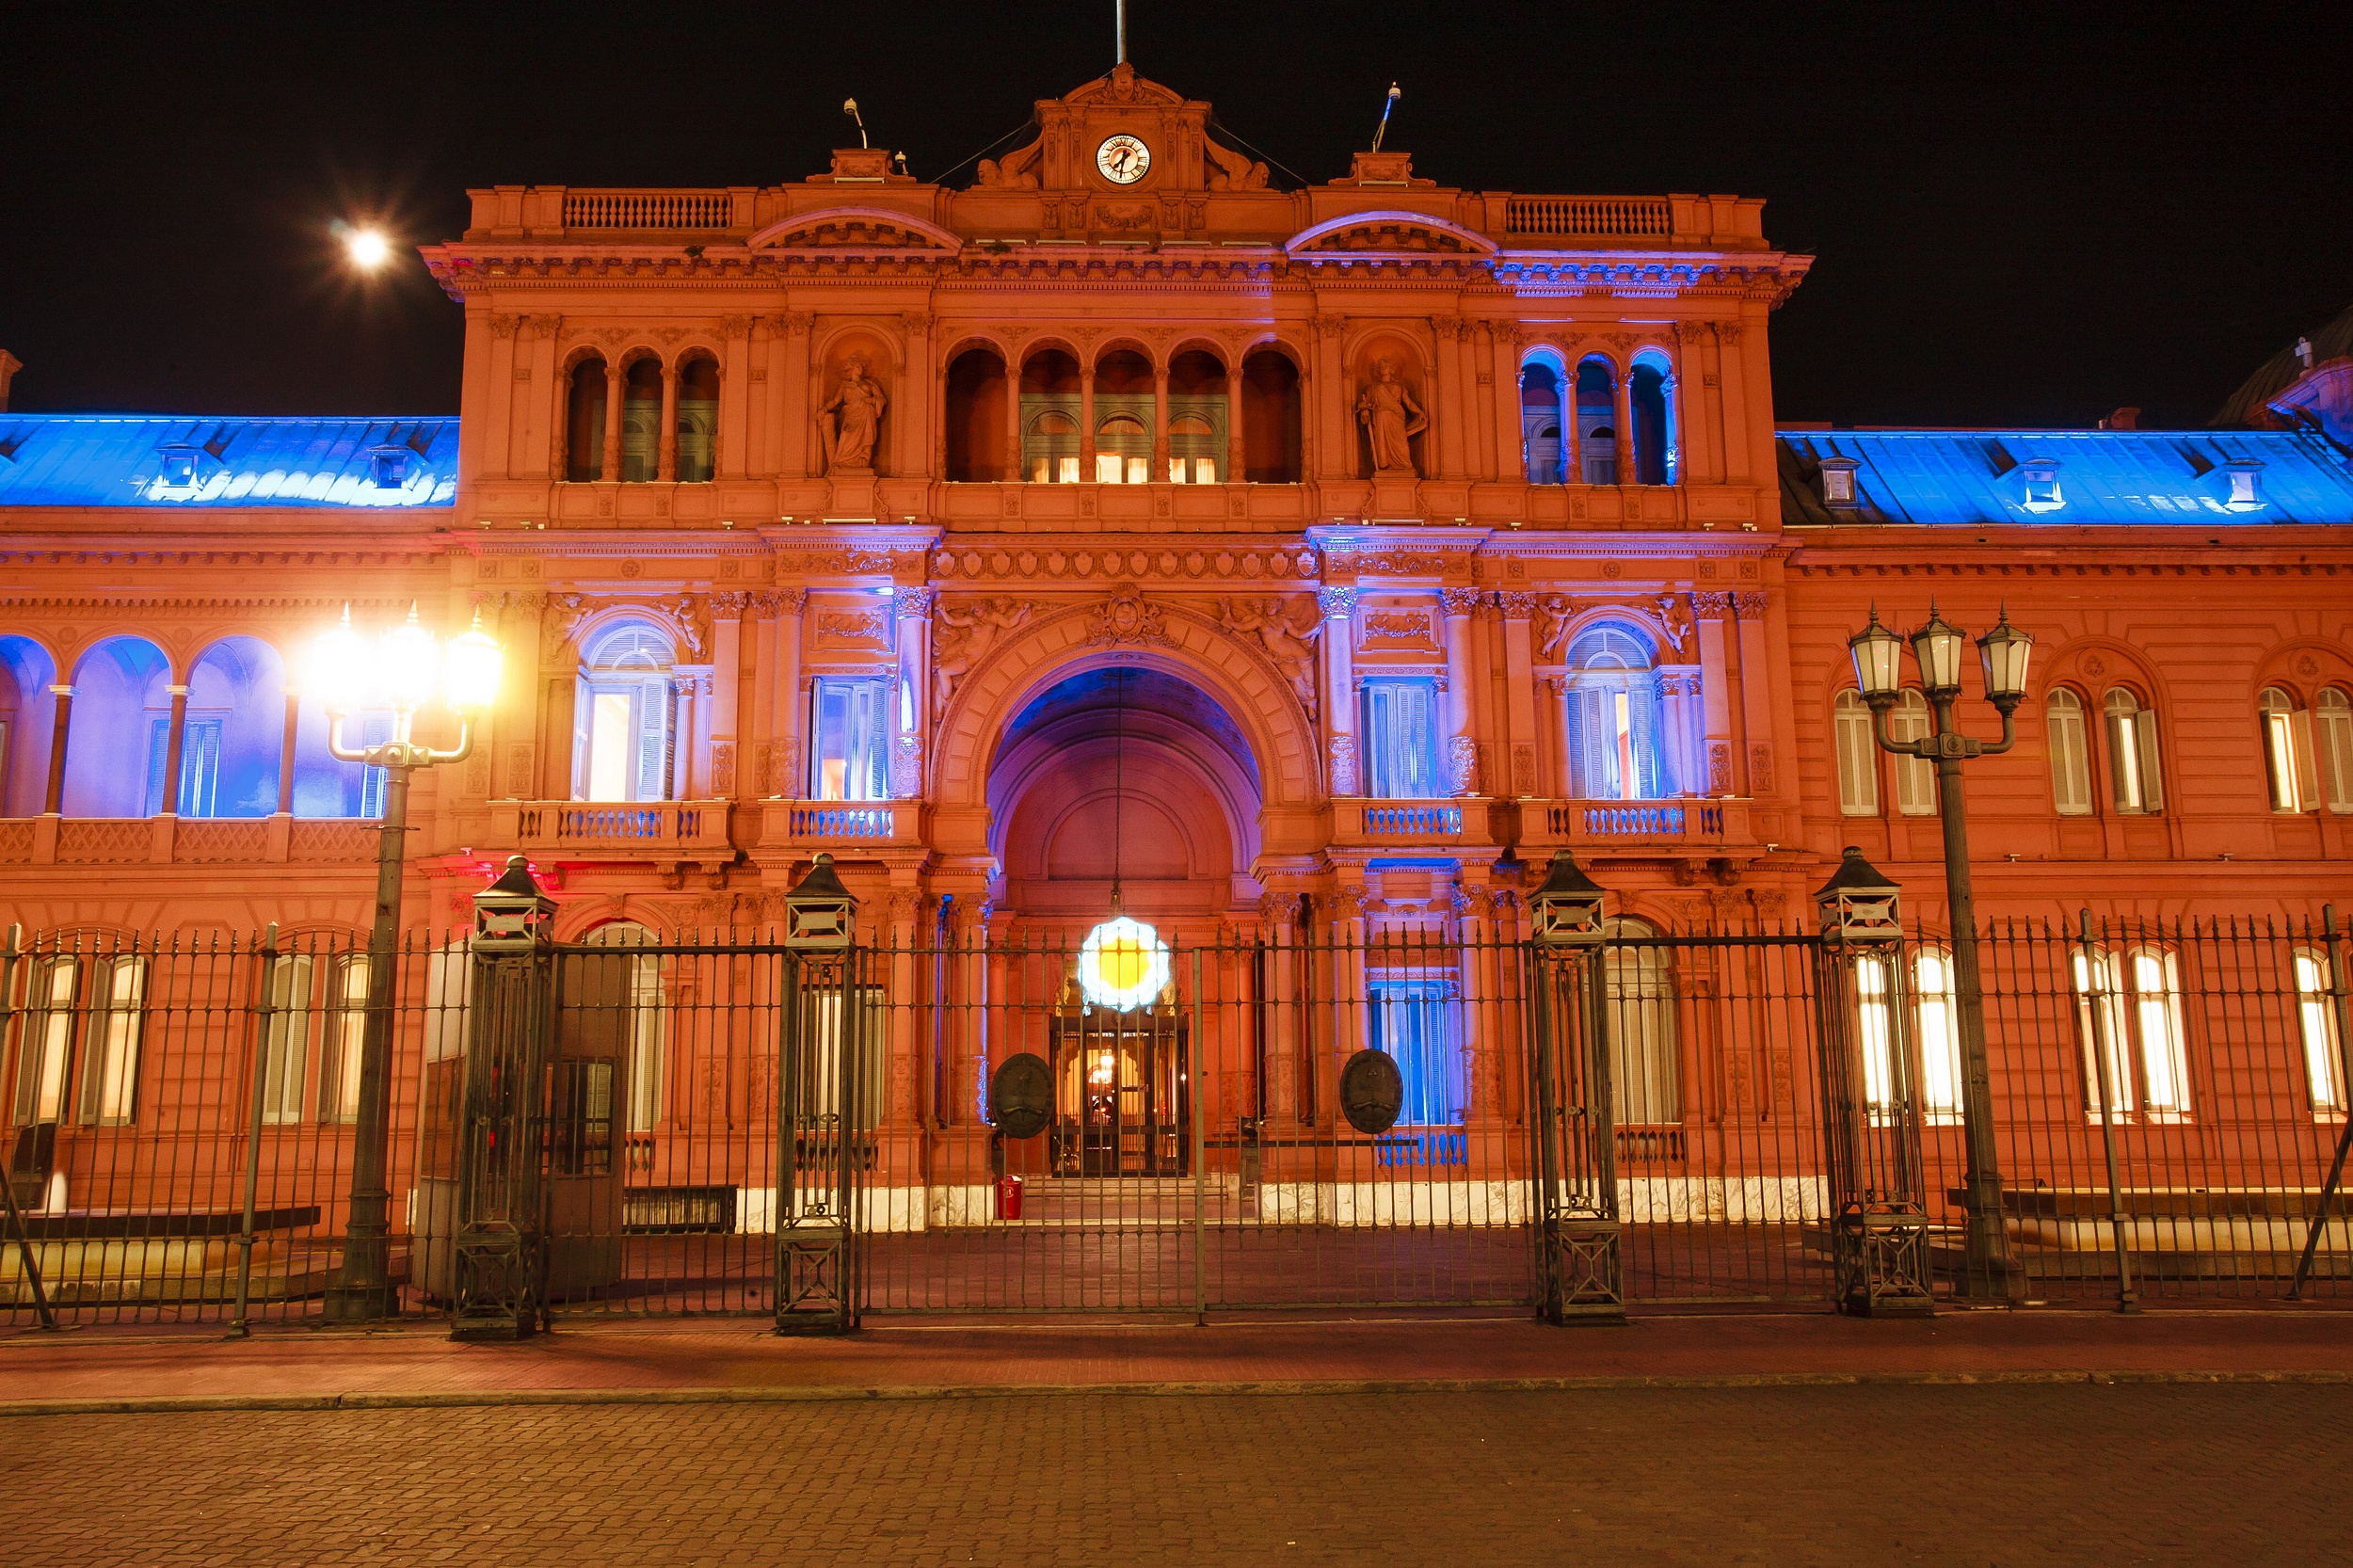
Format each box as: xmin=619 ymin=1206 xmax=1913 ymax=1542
xmin=2 ymin=1307 xmax=2348 ymax=1411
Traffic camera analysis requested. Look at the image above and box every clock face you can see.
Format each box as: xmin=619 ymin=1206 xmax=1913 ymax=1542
xmin=1096 ymin=134 xmax=1150 ymax=184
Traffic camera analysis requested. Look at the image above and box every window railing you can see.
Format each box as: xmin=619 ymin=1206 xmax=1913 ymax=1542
xmin=1504 ymin=196 xmax=1673 ymax=240
xmin=756 ymin=800 xmax=925 ymax=850
xmin=1339 ymin=800 xmax=1465 ymax=842
xmin=0 ymin=816 xmax=374 ymax=867
xmin=559 ymin=189 xmax=741 ymax=231
xmin=492 ymin=800 xmax=735 ymax=858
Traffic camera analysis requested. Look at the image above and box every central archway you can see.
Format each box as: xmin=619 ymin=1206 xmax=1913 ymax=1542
xmin=989 ymin=666 xmax=1262 ymax=931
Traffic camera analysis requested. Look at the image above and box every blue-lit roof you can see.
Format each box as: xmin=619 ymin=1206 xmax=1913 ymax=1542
xmin=1777 ymin=428 xmax=2353 ymax=527
xmin=0 ymin=416 xmax=458 ymax=509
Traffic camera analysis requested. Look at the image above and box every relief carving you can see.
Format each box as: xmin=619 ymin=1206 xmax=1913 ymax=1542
xmin=1218 ymin=596 xmax=1321 ymax=719
xmin=1084 ymin=587 xmax=1166 ymax=648
xmin=1329 ymin=735 xmax=1359 ymax=796
xmin=933 ymin=596 xmax=1034 ymax=714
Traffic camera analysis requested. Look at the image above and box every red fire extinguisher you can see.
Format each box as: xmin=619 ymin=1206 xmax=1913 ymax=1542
xmin=997 ymin=1174 xmax=1024 ymax=1221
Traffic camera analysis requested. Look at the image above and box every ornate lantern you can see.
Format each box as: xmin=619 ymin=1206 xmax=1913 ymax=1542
xmin=1976 ymin=606 xmax=2034 ymax=710
xmin=472 ymin=855 xmax=555 ymax=952
xmin=1529 ymin=851 xmax=1607 ymax=949
xmin=784 ymin=853 xmax=858 ymax=950
xmin=1908 ymin=602 xmax=1968 ymax=698
xmin=1814 ymin=846 xmax=1902 ymax=946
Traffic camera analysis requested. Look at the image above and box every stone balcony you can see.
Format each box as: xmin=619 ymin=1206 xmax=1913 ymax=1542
xmin=754 ymin=801 xmax=930 ymax=855
xmin=0 ymin=815 xmax=377 ymax=868
xmin=484 ymin=800 xmax=736 ymax=877
xmin=1513 ymin=797 xmax=1753 ymax=856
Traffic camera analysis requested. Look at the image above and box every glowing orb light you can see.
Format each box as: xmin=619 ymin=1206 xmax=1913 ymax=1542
xmin=1078 ymin=916 xmax=1170 ymax=1012
xmin=344 ymin=228 xmax=392 ymax=269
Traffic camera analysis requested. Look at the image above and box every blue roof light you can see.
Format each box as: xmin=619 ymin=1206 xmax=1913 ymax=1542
xmin=0 ymin=415 xmax=458 ymax=509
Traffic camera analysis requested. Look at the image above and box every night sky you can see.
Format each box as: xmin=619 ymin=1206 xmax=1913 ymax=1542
xmin=3 ymin=3 xmax=2345 ymax=430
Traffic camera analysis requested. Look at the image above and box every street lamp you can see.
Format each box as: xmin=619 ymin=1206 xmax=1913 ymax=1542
xmin=312 ymin=602 xmax=503 ymax=1320
xmin=1847 ymin=601 xmax=2032 ymax=1301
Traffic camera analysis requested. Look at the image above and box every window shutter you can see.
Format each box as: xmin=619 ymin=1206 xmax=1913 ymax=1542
xmin=1631 ymin=674 xmax=1669 ymax=796
xmin=1834 ymin=698 xmax=1878 ymax=816
xmin=182 ymin=718 xmax=222 ymax=816
xmin=570 ymin=680 xmax=594 ymax=801
xmin=636 ymin=680 xmax=673 ymax=801
xmin=2323 ymin=697 xmax=2353 ymax=813
xmin=1562 ymin=686 xmax=1593 ymax=800
xmin=2105 ymin=707 xmax=2137 ymax=812
xmin=145 ymin=718 xmax=170 ymax=816
xmin=2290 ymin=709 xmax=2320 ymax=813
xmin=2048 ymin=700 xmax=2089 ymax=815
xmin=360 ymin=716 xmax=390 ymax=818
xmin=2134 ymin=709 xmax=2164 ymax=812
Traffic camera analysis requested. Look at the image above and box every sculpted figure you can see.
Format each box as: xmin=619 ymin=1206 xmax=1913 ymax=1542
xmin=814 ymin=354 xmax=888 ymax=472
xmin=1657 ymin=593 xmax=1694 ymax=655
xmin=1221 ymin=596 xmax=1322 ymax=717
xmin=932 ymin=596 xmax=1033 ymax=714
xmin=1355 ymin=358 xmax=1427 ymax=476
xmin=1536 ymin=595 xmax=1576 ymax=662
xmin=975 ymin=136 xmax=1043 ymax=189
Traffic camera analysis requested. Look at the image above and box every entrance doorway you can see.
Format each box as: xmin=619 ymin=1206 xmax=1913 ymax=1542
xmin=1048 ymin=983 xmax=1190 ymax=1176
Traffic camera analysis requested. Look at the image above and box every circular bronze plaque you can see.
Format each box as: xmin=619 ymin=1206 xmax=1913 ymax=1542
xmin=1338 ymin=1048 xmax=1405 ymax=1136
xmin=990 ymin=1052 xmax=1054 ymax=1140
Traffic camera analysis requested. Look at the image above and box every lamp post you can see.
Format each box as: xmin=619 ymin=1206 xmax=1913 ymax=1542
xmin=1848 ymin=602 xmax=2032 ymax=1301
xmin=312 ymin=603 xmax=503 ymax=1321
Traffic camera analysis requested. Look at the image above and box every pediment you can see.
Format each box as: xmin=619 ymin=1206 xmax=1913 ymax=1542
xmin=1285 ymin=211 xmax=1498 ymax=259
xmin=746 ymin=206 xmax=964 ymax=255
xmin=1062 ymin=63 xmax=1185 ymax=107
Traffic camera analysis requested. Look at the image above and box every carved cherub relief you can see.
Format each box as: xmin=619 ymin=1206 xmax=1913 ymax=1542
xmin=1219 ymin=595 xmax=1321 ymax=717
xmin=932 ymin=596 xmax=1033 ymax=715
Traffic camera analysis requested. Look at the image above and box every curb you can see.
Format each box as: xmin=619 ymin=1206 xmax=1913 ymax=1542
xmin=5 ymin=1367 xmax=2349 ymax=1416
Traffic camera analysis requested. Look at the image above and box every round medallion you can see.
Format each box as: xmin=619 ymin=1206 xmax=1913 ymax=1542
xmin=990 ymin=1052 xmax=1054 ymax=1141
xmin=1078 ymin=915 xmax=1170 ymax=1012
xmin=1096 ymin=134 xmax=1150 ymax=184
xmin=1338 ymin=1048 xmax=1405 ymax=1136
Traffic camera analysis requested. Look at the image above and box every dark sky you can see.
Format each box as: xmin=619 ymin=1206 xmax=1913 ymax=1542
xmin=3 ymin=2 xmax=2345 ymax=430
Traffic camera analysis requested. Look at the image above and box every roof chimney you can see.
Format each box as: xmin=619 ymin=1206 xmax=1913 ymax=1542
xmin=0 ymin=350 xmax=19 ymax=412
xmin=2105 ymin=406 xmax=2139 ymax=431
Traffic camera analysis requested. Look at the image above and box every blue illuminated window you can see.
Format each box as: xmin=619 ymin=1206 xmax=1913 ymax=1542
xmin=1562 ymin=624 xmax=1673 ymax=799
xmin=810 ymin=677 xmax=891 ymax=801
xmin=1360 ymin=679 xmax=1439 ymax=798
xmin=1368 ymin=977 xmax=1463 ymax=1126
xmin=2020 ymin=459 xmax=2064 ymax=513
xmin=145 ymin=716 xmax=221 ymax=816
xmin=358 ymin=716 xmax=391 ymax=818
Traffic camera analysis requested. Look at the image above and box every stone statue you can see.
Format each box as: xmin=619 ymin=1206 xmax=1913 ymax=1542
xmin=1220 ymin=596 xmax=1321 ymax=718
xmin=1657 ymin=593 xmax=1694 ymax=656
xmin=974 ymin=136 xmax=1042 ymax=189
xmin=933 ymin=596 xmax=1033 ymax=715
xmin=1355 ymin=358 xmax=1427 ymax=476
xmin=1536 ymin=595 xmax=1576 ymax=662
xmin=814 ymin=353 xmax=888 ymax=472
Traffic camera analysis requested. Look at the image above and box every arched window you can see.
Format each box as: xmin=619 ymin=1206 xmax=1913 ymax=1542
xmin=63 ymin=636 xmax=171 ymax=818
xmin=1019 ymin=348 xmax=1081 ymax=482
xmin=1604 ymin=918 xmax=1678 ymax=1124
xmin=1912 ymin=946 xmax=1964 ymax=1122
xmin=2293 ymin=948 xmax=2345 ymax=1113
xmin=2259 ymin=685 xmax=2320 ymax=813
xmin=1095 ymin=413 xmax=1149 ymax=484
xmin=1629 ymin=354 xmax=1674 ymax=486
xmin=1093 ymin=348 xmax=1153 ymax=484
xmin=619 ymin=358 xmax=663 ymax=483
xmin=2047 ymin=689 xmax=2092 ymax=816
xmin=2318 ymin=688 xmax=2353 ymax=814
xmin=1167 ymin=350 xmax=1228 ymax=483
xmin=565 ymin=356 xmax=608 ymax=482
xmin=1563 ymin=624 xmax=1672 ymax=800
xmin=675 ymin=355 xmax=719 ymax=483
xmin=1240 ymin=349 xmax=1302 ymax=483
xmin=2103 ymin=688 xmax=2163 ymax=814
xmin=1834 ymin=690 xmax=1879 ymax=816
xmin=1519 ymin=360 xmax=1565 ymax=485
xmin=945 ymin=347 xmax=1011 ymax=481
xmin=573 ymin=624 xmax=676 ymax=802
xmin=9 ymin=948 xmax=146 ymax=1128
xmin=584 ymin=922 xmax=668 ymax=1136
xmin=2073 ymin=943 xmax=2191 ymax=1120
xmin=0 ymin=634 xmax=57 ymax=817
xmin=1574 ymin=358 xmax=1616 ymax=485
xmin=258 ymin=945 xmax=371 ymax=1125
xmin=1889 ymin=690 xmax=1937 ymax=815
xmin=175 ymin=636 xmax=288 ymax=819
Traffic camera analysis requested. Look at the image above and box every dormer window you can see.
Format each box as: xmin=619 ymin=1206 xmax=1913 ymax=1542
xmin=2020 ymin=458 xmax=2064 ymax=513
xmin=2224 ymin=460 xmax=2264 ymax=511
xmin=365 ymin=447 xmax=413 ymax=488
xmin=1817 ymin=456 xmax=1860 ymax=509
xmin=156 ymin=446 xmax=200 ymax=488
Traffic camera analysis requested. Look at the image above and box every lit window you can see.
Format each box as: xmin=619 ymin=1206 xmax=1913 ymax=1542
xmin=2260 ymin=686 xmax=2315 ymax=813
xmin=810 ymin=677 xmax=890 ymax=801
xmin=1025 ymin=411 xmax=1080 ymax=484
xmin=1360 ymin=679 xmax=1439 ymax=799
xmin=146 ymin=715 xmax=223 ymax=816
xmin=1604 ymin=920 xmax=1678 ymax=1124
xmin=2103 ymin=689 xmax=2164 ymax=814
xmin=2020 ymin=459 xmax=2063 ymax=513
xmin=1889 ymin=691 xmax=1937 ymax=815
xmin=2073 ymin=944 xmax=2191 ymax=1121
xmin=1818 ymin=457 xmax=1860 ymax=508
xmin=76 ymin=954 xmax=147 ymax=1127
xmin=1368 ymin=976 xmax=1463 ymax=1126
xmin=10 ymin=956 xmax=79 ymax=1124
xmin=2293 ymin=948 xmax=2345 ymax=1114
xmin=1096 ymin=414 xmax=1149 ymax=484
xmin=2318 ymin=689 xmax=2353 ymax=814
xmin=574 ymin=625 xmax=677 ymax=803
xmin=259 ymin=953 xmax=314 ymax=1125
xmin=319 ymin=954 xmax=370 ymax=1123
xmin=1563 ymin=624 xmax=1671 ymax=800
xmin=1912 ymin=947 xmax=1965 ymax=1122
xmin=2224 ymin=462 xmax=2264 ymax=510
xmin=1834 ymin=691 xmax=1879 ymax=816
xmin=2047 ymin=689 xmax=2092 ymax=816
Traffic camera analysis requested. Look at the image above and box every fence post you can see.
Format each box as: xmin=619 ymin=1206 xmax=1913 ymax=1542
xmin=1529 ymin=852 xmax=1623 ymax=1323
xmin=231 ymin=923 xmax=280 ymax=1336
xmin=2291 ymin=905 xmax=2353 ymax=1299
xmin=776 ymin=854 xmax=858 ymax=1335
xmin=1812 ymin=848 xmax=1934 ymax=1317
xmin=2077 ymin=909 xmax=2140 ymax=1313
xmin=450 ymin=857 xmax=559 ymax=1341
xmin=0 ymin=923 xmax=57 ymax=1331
xmin=1192 ymin=946 xmax=1208 ymax=1327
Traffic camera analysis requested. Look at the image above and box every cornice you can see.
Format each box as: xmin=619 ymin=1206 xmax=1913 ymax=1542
xmin=0 ymin=545 xmax=444 ymax=568
xmin=1789 ymin=557 xmax=2352 ymax=579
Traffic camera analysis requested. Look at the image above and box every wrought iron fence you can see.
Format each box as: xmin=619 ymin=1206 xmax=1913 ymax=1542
xmin=5 ymin=908 xmax=2349 ymax=1328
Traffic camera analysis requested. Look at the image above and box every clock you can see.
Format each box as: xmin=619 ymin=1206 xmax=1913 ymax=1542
xmin=1096 ymin=134 xmax=1150 ymax=184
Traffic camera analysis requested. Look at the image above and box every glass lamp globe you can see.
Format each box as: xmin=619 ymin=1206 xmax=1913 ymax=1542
xmin=308 ymin=605 xmax=372 ymax=715
xmin=443 ymin=613 xmax=504 ymax=712
xmin=1909 ymin=602 xmax=1967 ymax=697
xmin=1847 ymin=607 xmax=1906 ymax=702
xmin=1976 ymin=607 xmax=2034 ymax=704
xmin=378 ymin=604 xmax=440 ymax=714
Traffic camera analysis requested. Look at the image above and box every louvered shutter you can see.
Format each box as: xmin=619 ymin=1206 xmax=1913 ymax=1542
xmin=2135 ymin=709 xmax=2165 ymax=812
xmin=2321 ymin=695 xmax=2353 ymax=813
xmin=2290 ymin=709 xmax=2320 ymax=813
xmin=2048 ymin=697 xmax=2090 ymax=815
xmin=182 ymin=718 xmax=221 ymax=816
xmin=1631 ymin=674 xmax=1668 ymax=797
xmin=145 ymin=718 xmax=170 ymax=816
xmin=1835 ymin=697 xmax=1879 ymax=816
xmin=636 ymin=680 xmax=674 ymax=801
xmin=571 ymin=683 xmax=593 ymax=800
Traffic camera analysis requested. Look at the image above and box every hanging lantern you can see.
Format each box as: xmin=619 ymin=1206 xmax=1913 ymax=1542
xmin=1078 ymin=914 xmax=1170 ymax=1012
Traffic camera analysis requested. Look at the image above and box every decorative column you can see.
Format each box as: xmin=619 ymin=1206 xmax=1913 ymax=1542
xmin=1319 ymin=586 xmax=1358 ymax=795
xmin=896 ymin=312 xmax=931 ymax=479
xmin=893 ymin=588 xmax=935 ymax=796
xmin=43 ymin=684 xmax=72 ymax=815
xmin=1497 ymin=593 xmax=1540 ymax=797
xmin=1659 ymin=673 xmax=1696 ymax=799
xmin=1261 ymin=892 xmax=1300 ymax=1124
xmin=1659 ymin=368 xmax=1683 ymax=486
xmin=1005 ymin=349 xmax=1026 ymax=483
xmin=1079 ymin=360 xmax=1096 ymax=484
xmin=1734 ymin=591 xmax=1776 ymax=799
xmin=780 ymin=313 xmax=813 ymax=478
xmin=656 ymin=362 xmax=680 ymax=482
xmin=1691 ymin=592 xmax=1737 ymax=795
xmin=1151 ymin=364 xmax=1171 ymax=481
xmin=709 ymin=595 xmax=745 ymax=798
xmin=1224 ymin=359 xmax=1244 ymax=483
xmin=1431 ymin=316 xmax=1466 ymax=479
xmin=600 ymin=360 xmax=625 ymax=483
xmin=770 ymin=588 xmax=807 ymax=796
xmin=1312 ymin=316 xmax=1347 ymax=481
xmin=277 ymin=693 xmax=299 ymax=814
xmin=670 ymin=677 xmax=699 ymax=800
xmin=1561 ymin=349 xmax=1583 ymax=485
xmin=1612 ymin=363 xmax=1637 ymax=487
xmin=1439 ymin=587 xmax=1482 ymax=796
xmin=1468 ymin=324 xmax=1497 ymax=483
xmin=1489 ymin=326 xmax=1523 ymax=483
xmin=158 ymin=683 xmax=190 ymax=815
xmin=721 ymin=316 xmax=754 ymax=479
